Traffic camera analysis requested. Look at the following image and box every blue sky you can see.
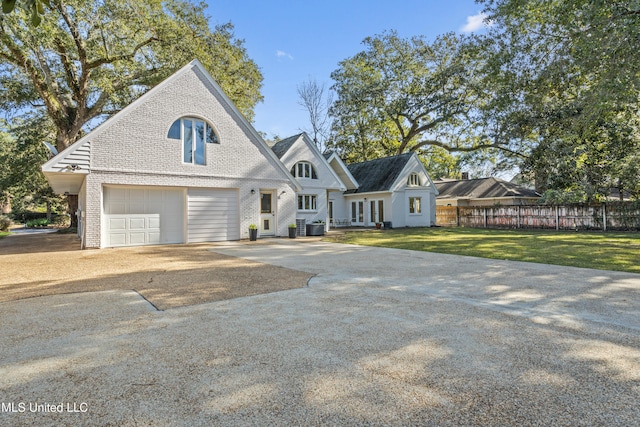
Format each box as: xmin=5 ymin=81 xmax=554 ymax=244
xmin=204 ymin=0 xmax=489 ymax=139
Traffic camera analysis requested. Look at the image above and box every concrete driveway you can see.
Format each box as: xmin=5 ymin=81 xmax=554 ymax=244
xmin=1 ymin=239 xmax=639 ymax=426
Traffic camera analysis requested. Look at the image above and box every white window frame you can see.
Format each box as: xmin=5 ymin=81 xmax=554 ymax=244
xmin=167 ymin=117 xmax=219 ymax=166
xmin=409 ymin=197 xmax=422 ymax=214
xmin=408 ymin=173 xmax=421 ymax=186
xmin=291 ymin=161 xmax=318 ymax=179
xmin=297 ymin=194 xmax=317 ymax=212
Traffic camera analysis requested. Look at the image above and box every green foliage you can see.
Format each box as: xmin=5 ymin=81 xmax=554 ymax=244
xmin=0 ymin=0 xmax=263 ymax=153
xmin=26 ymin=217 xmax=48 ymax=227
xmin=1 ymin=0 xmax=49 ymax=26
xmin=329 ymin=31 xmax=503 ymax=173
xmin=418 ymin=146 xmax=461 ymax=180
xmin=478 ymin=0 xmax=640 ymax=199
xmin=538 ymin=189 xmax=590 ymax=205
xmin=0 ymin=116 xmax=65 ymax=215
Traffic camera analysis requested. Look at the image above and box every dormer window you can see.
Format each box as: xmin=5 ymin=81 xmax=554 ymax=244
xmin=291 ymin=161 xmax=318 ymax=179
xmin=408 ymin=173 xmax=421 ymax=186
xmin=167 ymin=117 xmax=219 ymax=165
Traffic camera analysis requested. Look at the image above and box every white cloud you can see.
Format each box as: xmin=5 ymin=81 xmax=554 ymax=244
xmin=276 ymin=50 xmax=294 ymax=60
xmin=460 ymin=12 xmax=491 ymax=33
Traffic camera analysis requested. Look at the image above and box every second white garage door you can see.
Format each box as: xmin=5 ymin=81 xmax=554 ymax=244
xmin=187 ymin=188 xmax=240 ymax=242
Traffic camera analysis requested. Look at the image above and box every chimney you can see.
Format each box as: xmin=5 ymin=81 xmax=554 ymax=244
xmin=461 ymin=172 xmax=469 ymax=180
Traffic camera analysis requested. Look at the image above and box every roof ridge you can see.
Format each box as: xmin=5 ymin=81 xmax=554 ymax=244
xmin=347 ymin=151 xmax=412 ymax=167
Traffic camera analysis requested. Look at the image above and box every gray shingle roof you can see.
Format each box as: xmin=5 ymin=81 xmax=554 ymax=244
xmin=435 ymin=177 xmax=540 ymax=199
xmin=270 ymin=134 xmax=302 ymax=159
xmin=345 ymin=153 xmax=413 ymax=193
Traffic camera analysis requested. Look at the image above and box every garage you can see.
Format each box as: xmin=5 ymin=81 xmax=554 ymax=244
xmin=103 ymin=186 xmax=185 ymax=247
xmin=187 ymin=188 xmax=240 ymax=242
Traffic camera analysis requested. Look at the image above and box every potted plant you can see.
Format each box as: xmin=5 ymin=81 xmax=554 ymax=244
xmin=288 ymin=223 xmax=297 ymax=238
xmin=248 ymin=224 xmax=258 ymax=241
xmin=306 ymin=220 xmax=325 ymax=236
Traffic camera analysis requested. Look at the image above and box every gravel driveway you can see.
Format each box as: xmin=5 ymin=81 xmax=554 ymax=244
xmin=0 ymin=232 xmax=312 ymax=309
xmin=1 ymin=238 xmax=639 ymax=426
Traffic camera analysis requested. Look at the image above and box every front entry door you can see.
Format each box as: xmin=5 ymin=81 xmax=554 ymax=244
xmin=260 ymin=191 xmax=275 ymax=235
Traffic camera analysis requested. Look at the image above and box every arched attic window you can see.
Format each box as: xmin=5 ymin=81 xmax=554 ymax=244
xmin=167 ymin=117 xmax=219 ymax=165
xmin=407 ymin=172 xmax=421 ymax=186
xmin=291 ymin=161 xmax=318 ymax=179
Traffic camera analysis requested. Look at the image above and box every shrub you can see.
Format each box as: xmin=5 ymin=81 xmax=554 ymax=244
xmin=10 ymin=210 xmax=48 ymax=222
xmin=26 ymin=218 xmax=49 ymax=227
xmin=0 ymin=215 xmax=11 ymax=232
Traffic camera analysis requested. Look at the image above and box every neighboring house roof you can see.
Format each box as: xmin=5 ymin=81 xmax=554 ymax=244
xmin=435 ymin=177 xmax=540 ymax=200
xmin=345 ymin=152 xmax=414 ymax=193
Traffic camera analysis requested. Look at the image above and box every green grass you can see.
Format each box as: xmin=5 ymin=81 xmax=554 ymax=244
xmin=324 ymin=227 xmax=640 ymax=273
xmin=0 ymin=231 xmax=9 ymax=239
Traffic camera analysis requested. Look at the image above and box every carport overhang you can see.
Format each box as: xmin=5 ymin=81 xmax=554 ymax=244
xmin=43 ymin=171 xmax=86 ymax=195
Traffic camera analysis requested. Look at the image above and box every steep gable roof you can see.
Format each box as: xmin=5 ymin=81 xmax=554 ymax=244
xmin=324 ymin=151 xmax=358 ymax=191
xmin=270 ymin=133 xmax=302 ymax=158
xmin=346 ymin=152 xmax=413 ymax=193
xmin=43 ymin=60 xmax=301 ymax=193
xmin=271 ymin=133 xmax=348 ymax=191
xmin=435 ymin=177 xmax=540 ymax=199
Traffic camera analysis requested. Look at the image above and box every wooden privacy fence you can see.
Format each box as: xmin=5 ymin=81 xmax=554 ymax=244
xmin=436 ymin=203 xmax=640 ymax=231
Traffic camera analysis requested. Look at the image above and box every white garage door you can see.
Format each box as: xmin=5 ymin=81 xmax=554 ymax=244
xmin=187 ymin=188 xmax=239 ymax=242
xmin=104 ymin=186 xmax=185 ymax=247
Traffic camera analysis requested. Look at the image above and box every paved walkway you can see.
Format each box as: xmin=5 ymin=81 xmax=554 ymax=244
xmin=1 ymin=239 xmax=639 ymax=426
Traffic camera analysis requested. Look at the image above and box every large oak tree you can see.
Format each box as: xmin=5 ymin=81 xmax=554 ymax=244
xmin=0 ymin=0 xmax=263 ymax=153
xmin=479 ymin=0 xmax=640 ymax=200
xmin=0 ymin=0 xmax=263 ymax=223
xmin=327 ymin=31 xmax=524 ymax=177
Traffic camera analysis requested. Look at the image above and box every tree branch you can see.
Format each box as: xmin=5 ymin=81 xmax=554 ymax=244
xmin=409 ymin=138 xmax=528 ymax=159
xmin=86 ymin=36 xmax=159 ymax=70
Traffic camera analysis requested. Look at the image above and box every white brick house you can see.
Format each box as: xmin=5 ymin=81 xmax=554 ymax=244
xmin=43 ymin=60 xmax=300 ymax=248
xmin=270 ymin=133 xmax=347 ymax=232
xmin=271 ymin=135 xmax=438 ymax=231
xmin=43 ymin=60 xmax=438 ymax=249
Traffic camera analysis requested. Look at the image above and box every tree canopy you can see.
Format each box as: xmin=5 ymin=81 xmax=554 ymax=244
xmin=327 ymin=3 xmax=640 ymax=198
xmin=0 ymin=0 xmax=263 ymax=153
xmin=0 ymin=0 xmax=264 ymax=220
xmin=2 ymin=0 xmax=48 ymax=26
xmin=478 ymin=0 xmax=640 ymax=200
xmin=327 ymin=31 xmax=523 ymax=177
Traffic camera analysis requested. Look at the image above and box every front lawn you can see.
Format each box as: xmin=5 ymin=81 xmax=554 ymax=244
xmin=325 ymin=227 xmax=640 ymax=273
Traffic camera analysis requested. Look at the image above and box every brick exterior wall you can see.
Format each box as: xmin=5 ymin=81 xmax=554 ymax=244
xmin=79 ymin=62 xmax=296 ymax=248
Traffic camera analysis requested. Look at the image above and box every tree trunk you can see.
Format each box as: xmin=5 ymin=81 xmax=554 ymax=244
xmin=0 ymin=192 xmax=10 ymax=214
xmin=67 ymin=194 xmax=78 ymax=228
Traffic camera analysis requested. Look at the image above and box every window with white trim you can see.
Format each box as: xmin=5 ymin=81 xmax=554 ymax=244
xmin=297 ymin=194 xmax=317 ymax=211
xmin=291 ymin=161 xmax=318 ymax=179
xmin=409 ymin=197 xmax=422 ymax=214
xmin=408 ymin=173 xmax=421 ymax=186
xmin=167 ymin=117 xmax=219 ymax=165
